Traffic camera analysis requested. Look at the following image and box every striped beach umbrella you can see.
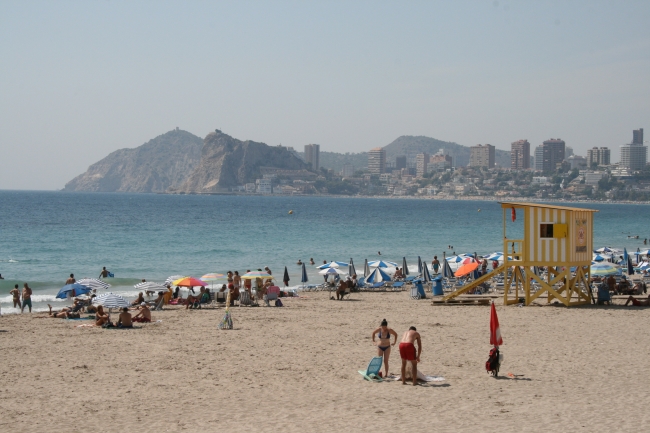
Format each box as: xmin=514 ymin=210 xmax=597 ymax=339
xmin=76 ymin=278 xmax=110 ymax=290
xmin=421 ymin=262 xmax=432 ymax=283
xmin=590 ymin=262 xmax=620 ymax=276
xmin=172 ymin=277 xmax=208 ymax=287
xmin=319 ymin=267 xmax=347 ymax=275
xmin=201 ymin=273 xmax=225 ymax=281
xmin=442 ymin=253 xmax=454 ymax=278
xmin=417 ymin=256 xmax=423 ymax=275
xmin=134 ymin=281 xmax=166 ymax=291
xmin=365 ymin=267 xmax=391 ymax=284
xmin=92 ymin=292 xmax=130 ymax=308
xmin=348 ymin=259 xmax=356 ymax=277
xmin=364 ymin=259 xmax=370 ymax=277
xmin=402 ymin=257 xmax=409 ymax=276
xmin=317 ymin=261 xmax=349 ymax=269
xmin=368 ymin=260 xmax=398 ymax=268
xmin=164 ymin=275 xmax=185 ymax=285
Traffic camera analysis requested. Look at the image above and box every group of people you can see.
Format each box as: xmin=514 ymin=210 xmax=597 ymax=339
xmin=371 ymin=319 xmax=422 ymax=386
xmin=9 ymin=283 xmax=32 ymax=313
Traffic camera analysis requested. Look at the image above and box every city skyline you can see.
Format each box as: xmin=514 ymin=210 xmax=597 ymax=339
xmin=1 ymin=1 xmax=649 ymax=189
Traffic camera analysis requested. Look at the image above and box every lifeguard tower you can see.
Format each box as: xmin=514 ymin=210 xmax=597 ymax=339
xmin=442 ymin=202 xmax=598 ymax=306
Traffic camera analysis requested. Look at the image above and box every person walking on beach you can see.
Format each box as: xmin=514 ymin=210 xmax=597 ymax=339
xmin=10 ymin=284 xmax=21 ymax=310
xmin=99 ymin=267 xmax=110 ymax=278
xmin=233 ymin=271 xmax=241 ymax=291
xmin=21 ymin=283 xmax=32 ymax=313
xmin=432 ymin=256 xmax=440 ymax=274
xmin=399 ymin=326 xmax=422 ymax=386
xmin=371 ymin=319 xmax=398 ymax=377
xmin=65 ymin=273 xmax=76 ymax=285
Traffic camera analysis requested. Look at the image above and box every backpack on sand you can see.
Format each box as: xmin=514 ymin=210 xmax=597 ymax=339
xmin=485 ymin=346 xmax=500 ymax=377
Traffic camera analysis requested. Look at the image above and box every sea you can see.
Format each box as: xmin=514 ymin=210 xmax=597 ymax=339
xmin=1 ymin=190 xmax=649 ymax=314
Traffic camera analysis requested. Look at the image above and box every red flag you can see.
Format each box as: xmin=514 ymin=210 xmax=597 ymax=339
xmin=511 ymin=207 xmax=516 ymax=222
xmin=490 ymin=302 xmax=503 ymax=346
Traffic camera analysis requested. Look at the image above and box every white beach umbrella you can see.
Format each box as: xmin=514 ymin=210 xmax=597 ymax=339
xmin=319 ymin=267 xmax=347 ymax=275
xmin=164 ymin=275 xmax=186 ymax=285
xmin=92 ymin=292 xmax=130 ymax=309
xmin=76 ymin=278 xmax=110 ymax=290
xmin=134 ymin=281 xmax=166 ymax=291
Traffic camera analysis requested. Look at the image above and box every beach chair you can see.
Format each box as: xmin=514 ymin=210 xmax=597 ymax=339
xmin=264 ymin=286 xmax=281 ymax=306
xmin=358 ymin=356 xmax=384 ymax=382
xmin=341 ymin=285 xmax=352 ymax=300
xmin=392 ymin=281 xmax=405 ymax=292
xmin=152 ymin=296 xmax=165 ymax=311
xmin=216 ymin=291 xmax=227 ymax=305
xmin=405 ymin=276 xmax=416 ymax=282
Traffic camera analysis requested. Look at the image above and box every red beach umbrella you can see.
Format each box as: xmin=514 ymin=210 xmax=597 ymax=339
xmin=172 ymin=277 xmax=208 ymax=287
xmin=455 ymin=262 xmax=478 ymax=277
xmin=490 ymin=302 xmax=503 ymax=346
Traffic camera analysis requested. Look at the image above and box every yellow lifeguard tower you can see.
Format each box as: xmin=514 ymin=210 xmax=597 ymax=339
xmin=442 ymin=202 xmax=598 ymax=306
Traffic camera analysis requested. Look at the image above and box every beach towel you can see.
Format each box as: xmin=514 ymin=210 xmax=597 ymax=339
xmin=393 ymin=374 xmax=445 ymax=382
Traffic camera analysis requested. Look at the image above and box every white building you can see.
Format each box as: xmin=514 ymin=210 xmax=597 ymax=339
xmin=256 ymin=179 xmax=273 ymax=194
xmin=584 ymin=171 xmax=604 ymax=186
xmin=620 ymin=143 xmax=647 ymax=171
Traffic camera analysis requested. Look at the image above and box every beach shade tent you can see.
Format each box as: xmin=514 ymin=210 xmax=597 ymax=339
xmin=283 ymin=266 xmax=290 ymax=287
xmin=364 ymin=259 xmax=370 ymax=277
xmin=590 ymin=262 xmax=621 ymax=276
xmin=402 ymin=257 xmax=409 ymax=276
xmin=172 ymin=277 xmax=208 ymax=287
xmin=92 ymin=292 xmax=130 ymax=309
xmin=319 ymin=267 xmax=347 ymax=276
xmin=240 ymin=271 xmax=274 ymax=280
xmin=421 ymin=262 xmax=432 ymax=283
xmin=56 ymin=283 xmax=91 ymax=299
xmin=75 ymin=278 xmax=110 ymax=290
xmin=134 ymin=281 xmax=166 ymax=291
xmin=417 ymin=256 xmax=423 ymax=274
xmin=365 ymin=267 xmax=391 ymax=284
xmin=317 ymin=261 xmax=349 ymax=269
xmin=348 ymin=259 xmax=357 ymax=277
xmin=368 ymin=260 xmax=398 ymax=268
xmin=455 ymin=262 xmax=479 ymax=277
xmin=164 ymin=275 xmax=186 ymax=286
xmin=300 ymin=263 xmax=308 ymax=287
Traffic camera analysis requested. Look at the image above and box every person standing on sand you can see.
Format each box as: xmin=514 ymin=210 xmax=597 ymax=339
xmin=21 ymin=283 xmax=32 ymax=313
xmin=399 ymin=326 xmax=422 ymax=386
xmin=371 ymin=319 xmax=398 ymax=377
xmin=10 ymin=284 xmax=21 ymax=310
xmin=65 ymin=274 xmax=76 ymax=285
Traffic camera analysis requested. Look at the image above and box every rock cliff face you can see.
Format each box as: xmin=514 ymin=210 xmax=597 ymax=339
xmin=63 ymin=129 xmax=203 ymax=193
xmin=174 ymin=130 xmax=309 ymax=193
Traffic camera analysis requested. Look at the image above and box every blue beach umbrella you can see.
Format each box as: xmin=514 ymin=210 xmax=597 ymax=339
xmin=421 ymin=262 xmax=432 ymax=283
xmin=317 ymin=261 xmax=349 ymax=269
xmin=627 ymin=256 xmax=634 ymax=275
xmin=364 ymin=259 xmax=370 ymax=277
xmin=590 ymin=262 xmax=620 ymax=276
xmin=623 ymin=248 xmax=629 ymax=266
xmin=446 ymin=255 xmax=465 ymax=263
xmin=348 ymin=259 xmax=356 ymax=277
xmin=56 ymin=283 xmax=91 ymax=299
xmin=365 ymin=267 xmax=391 ymax=284
xmin=592 ymin=254 xmax=611 ymax=262
xmin=368 ymin=260 xmax=398 ymax=268
xmin=402 ymin=257 xmax=409 ymax=276
xmin=300 ymin=263 xmax=308 ymax=285
xmin=417 ymin=256 xmax=423 ymax=275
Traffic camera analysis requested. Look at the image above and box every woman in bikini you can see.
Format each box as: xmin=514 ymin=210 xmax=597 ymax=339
xmin=371 ymin=319 xmax=398 ymax=378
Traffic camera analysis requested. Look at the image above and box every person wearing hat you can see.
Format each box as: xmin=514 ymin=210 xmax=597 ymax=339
xmin=132 ymin=303 xmax=151 ymax=323
xmin=371 ymin=319 xmax=398 ymax=378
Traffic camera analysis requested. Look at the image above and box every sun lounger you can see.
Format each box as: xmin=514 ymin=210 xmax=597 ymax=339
xmin=216 ymin=291 xmax=227 ymax=304
xmin=264 ymin=286 xmax=281 ymax=306
xmin=405 ymin=276 xmax=416 ymax=282
xmin=358 ymin=356 xmax=384 ymax=382
xmin=238 ymin=290 xmax=253 ymax=307
xmin=391 ymin=281 xmax=405 ymax=291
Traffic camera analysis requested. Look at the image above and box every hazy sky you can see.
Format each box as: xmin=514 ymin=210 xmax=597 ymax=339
xmin=1 ymin=1 xmax=649 ymax=190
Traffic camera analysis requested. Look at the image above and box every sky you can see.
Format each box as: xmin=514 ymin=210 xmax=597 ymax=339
xmin=1 ymin=0 xmax=649 ymax=190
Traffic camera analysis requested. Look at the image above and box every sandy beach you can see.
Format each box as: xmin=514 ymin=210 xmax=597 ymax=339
xmin=2 ymin=291 xmax=649 ymax=433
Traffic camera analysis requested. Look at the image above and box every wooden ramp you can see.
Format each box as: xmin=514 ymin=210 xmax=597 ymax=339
xmin=441 ymin=263 xmax=506 ymax=302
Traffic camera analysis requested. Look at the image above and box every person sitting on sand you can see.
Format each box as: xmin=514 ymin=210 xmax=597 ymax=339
xmin=47 ymin=304 xmax=80 ymax=319
xmin=399 ymin=326 xmax=422 ymax=386
xmin=10 ymin=284 xmax=21 ymax=310
xmin=625 ymin=294 xmax=650 ymax=306
xmin=394 ymin=268 xmax=403 ymax=279
xmin=618 ymin=275 xmax=630 ymax=294
xmin=371 ymin=319 xmax=398 ymax=377
xmin=117 ymin=307 xmax=133 ymax=328
xmin=152 ymin=291 xmax=164 ymax=308
xmin=95 ymin=305 xmax=111 ymax=327
xmin=173 ymin=286 xmax=180 ymax=299
xmin=335 ymin=279 xmax=348 ymax=300
xmin=132 ymin=303 xmax=152 ymax=323
xmin=86 ymin=295 xmax=98 ymax=313
xmin=132 ymin=292 xmax=145 ymax=306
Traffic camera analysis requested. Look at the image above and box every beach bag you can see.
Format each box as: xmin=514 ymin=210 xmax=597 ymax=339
xmin=275 ymin=299 xmax=283 ymax=307
xmin=485 ymin=346 xmax=500 ymax=376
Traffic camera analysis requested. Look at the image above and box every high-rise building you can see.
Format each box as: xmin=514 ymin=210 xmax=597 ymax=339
xmin=620 ymin=144 xmax=647 ymax=171
xmin=510 ymin=139 xmax=530 ymax=170
xmin=342 ymin=164 xmax=355 ymax=178
xmin=534 ymin=146 xmax=544 ymax=171
xmin=368 ymin=148 xmax=386 ymax=174
xmin=429 ymin=153 xmax=452 ymax=171
xmin=469 ymin=144 xmax=495 ymax=168
xmin=415 ymin=153 xmax=429 ymax=177
xmin=304 ymin=144 xmax=320 ymax=171
xmin=536 ymin=139 xmax=566 ymax=172
xmin=633 ymin=128 xmax=644 ymax=144
xmin=586 ymin=147 xmax=611 ymax=166
xmin=395 ymin=155 xmax=407 ymax=170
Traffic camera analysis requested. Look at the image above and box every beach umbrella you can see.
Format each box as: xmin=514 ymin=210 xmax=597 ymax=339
xmin=368 ymin=260 xmax=398 ymax=268
xmin=417 ymin=256 xmax=423 ymax=274
xmin=486 ymin=253 xmax=505 ymax=261
xmin=164 ymin=275 xmax=185 ymax=285
xmin=442 ymin=253 xmax=454 ymax=278
xmin=592 ymin=254 xmax=612 ymax=262
xmin=636 ymin=249 xmax=650 ymax=256
xmin=460 ymin=257 xmax=477 ymax=265
xmin=134 ymin=281 xmax=166 ymax=291
xmin=421 ymin=262 xmax=432 ymax=283
xmin=172 ymin=277 xmax=208 ymax=287
xmin=490 ymin=302 xmax=503 ymax=346
xmin=595 ymin=247 xmax=616 ymax=253
xmin=92 ymin=292 xmax=129 ymax=309
xmin=590 ymin=262 xmax=620 ymax=276
xmin=348 ymin=259 xmax=357 ymax=277
xmin=201 ymin=273 xmax=225 ymax=281
xmin=75 ymin=278 xmax=110 ymax=290
xmin=624 ymin=248 xmax=629 ymax=266
xmin=317 ymin=261 xmax=349 ymax=269
xmin=283 ymin=266 xmax=290 ymax=287
xmin=455 ymin=262 xmax=479 ymax=277
xmin=532 ymin=266 xmax=540 ymax=276
xmin=300 ymin=263 xmax=308 ymax=285
xmin=401 ymin=257 xmax=409 ymax=276
xmin=240 ymin=271 xmax=274 ymax=280
xmin=627 ymin=256 xmax=634 ymax=275
xmin=319 ymin=267 xmax=347 ymax=275
xmin=56 ymin=283 xmax=91 ymax=299
xmin=446 ymin=255 xmax=465 ymax=263
xmin=364 ymin=259 xmax=370 ymax=277
xmin=365 ymin=267 xmax=391 ymax=284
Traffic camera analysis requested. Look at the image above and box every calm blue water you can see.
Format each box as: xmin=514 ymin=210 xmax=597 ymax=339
xmin=1 ymin=191 xmax=649 ymax=312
